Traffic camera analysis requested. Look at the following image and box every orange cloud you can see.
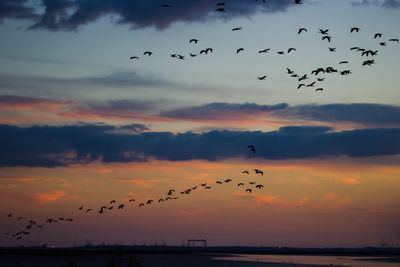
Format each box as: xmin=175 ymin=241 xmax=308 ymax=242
xmin=235 ymin=192 xmax=281 ymax=206
xmin=33 ymin=190 xmax=66 ymax=204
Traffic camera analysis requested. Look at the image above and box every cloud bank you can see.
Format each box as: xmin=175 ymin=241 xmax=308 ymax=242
xmin=0 ymin=124 xmax=399 ymax=167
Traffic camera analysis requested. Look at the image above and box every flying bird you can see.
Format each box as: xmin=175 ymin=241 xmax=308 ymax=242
xmin=130 ymin=56 xmax=139 ymax=60
xmin=224 ymin=179 xmax=232 ymax=183
xmin=216 ymin=7 xmax=225 ymax=12
xmin=339 ymin=61 xmax=349 ymax=64
xmin=319 ymin=29 xmax=329 ymax=35
xmin=298 ymin=28 xmax=307 ymax=34
xmin=350 ymin=27 xmax=360 ymax=33
xmin=189 ymin=39 xmax=198 ymax=43
xmin=277 ymin=51 xmax=285 ymax=55
xmin=110 ymin=200 xmax=116 ymax=204
xmin=374 ymin=33 xmax=383 ymax=39
xmin=117 ymin=204 xmax=125 ymax=210
xmin=147 ymin=200 xmax=153 ymax=205
xmin=237 ymin=183 xmax=244 ymax=187
xmin=245 ymin=189 xmax=252 ymax=193
xmin=258 ymin=48 xmax=270 ymax=53
xmin=258 ymin=75 xmax=267 ymax=80
xmin=248 ymin=145 xmax=256 ymax=153
xmin=297 ymin=84 xmax=306 ymax=89
xmin=143 ymin=51 xmax=152 ymax=56
xmin=307 ymin=81 xmax=316 ymax=87
xmin=322 ymin=35 xmax=332 ymax=42
xmin=232 ymin=27 xmax=242 ymax=31
xmin=389 ymin=38 xmax=399 ymax=42
xmin=236 ymin=48 xmax=244 ymax=54
xmin=328 ymin=47 xmax=336 ymax=52
xmin=168 ymin=189 xmax=175 ymax=195
xmin=256 ymin=184 xmax=264 ymax=189
xmin=287 ymin=48 xmax=296 ymax=53
xmin=379 ymin=42 xmax=387 ymax=46
xmin=315 ymin=88 xmax=324 ymax=92
xmin=242 ymin=170 xmax=249 ymax=174
xmin=362 ymin=60 xmax=375 ymax=66
xmin=254 ymin=169 xmax=264 ymax=175
xmin=129 ymin=199 xmax=135 ymax=202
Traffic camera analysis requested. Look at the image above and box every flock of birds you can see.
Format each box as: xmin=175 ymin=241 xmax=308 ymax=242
xmin=4 ymin=145 xmax=265 ymax=242
xmin=128 ymin=2 xmax=399 ymax=92
xmin=3 ymin=0 xmax=399 ymax=243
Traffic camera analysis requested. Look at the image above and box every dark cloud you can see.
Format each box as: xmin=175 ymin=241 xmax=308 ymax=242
xmin=278 ymin=103 xmax=400 ymax=127
xmin=0 ymin=0 xmax=37 ymax=22
xmin=382 ymin=0 xmax=400 ymax=8
xmin=23 ymin=0 xmax=294 ymax=31
xmin=160 ymin=102 xmax=288 ymax=121
xmin=1 ymin=124 xmax=399 ymax=167
xmin=351 ymin=0 xmax=400 ymax=8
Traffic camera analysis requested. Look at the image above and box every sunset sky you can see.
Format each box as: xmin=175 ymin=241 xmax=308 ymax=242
xmin=0 ymin=0 xmax=400 ymax=248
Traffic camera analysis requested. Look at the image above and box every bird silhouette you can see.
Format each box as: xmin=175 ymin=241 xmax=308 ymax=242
xmin=297 ymin=84 xmax=306 ymax=89
xmin=236 ymin=48 xmax=244 ymax=54
xmin=146 ymin=200 xmax=153 ymax=205
xmin=315 ymin=88 xmax=324 ymax=92
xmin=7 ymin=213 xmax=12 ymax=218
xmin=328 ymin=47 xmax=336 ymax=52
xmin=254 ymin=169 xmax=264 ymax=175
xmin=189 ymin=39 xmax=198 ymax=43
xmin=374 ymin=33 xmax=383 ymax=39
xmin=339 ymin=61 xmax=349 ymax=64
xmin=307 ymin=81 xmax=316 ymax=87
xmin=129 ymin=199 xmax=135 ymax=202
xmin=79 ymin=206 xmax=83 ymax=210
xmin=205 ymin=186 xmax=212 ymax=189
xmin=379 ymin=42 xmax=387 ymax=46
xmin=322 ymin=35 xmax=332 ymax=42
xmin=294 ymin=0 xmax=302 ymax=4
xmin=248 ymin=145 xmax=256 ymax=153
xmin=277 ymin=51 xmax=285 ymax=55
xmin=110 ymin=200 xmax=116 ymax=204
xmin=245 ymin=189 xmax=252 ymax=193
xmin=256 ymin=184 xmax=264 ymax=189
xmin=319 ymin=29 xmax=329 ymax=35
xmin=190 ymin=53 xmax=197 ymax=57
xmin=389 ymin=38 xmax=399 ymax=42
xmin=258 ymin=75 xmax=267 ymax=80
xmin=298 ymin=74 xmax=308 ymax=81
xmin=224 ymin=179 xmax=232 ymax=183
xmin=232 ymin=27 xmax=242 ymax=31
xmin=139 ymin=203 xmax=144 ymax=207
xmin=258 ymin=48 xmax=270 ymax=53
xmin=117 ymin=204 xmax=125 ymax=210
xmin=86 ymin=209 xmax=92 ymax=213
xmin=288 ymin=48 xmax=296 ymax=53
xmin=216 ymin=181 xmax=223 ymax=184
xmin=362 ymin=60 xmax=375 ymax=66
xmin=216 ymin=7 xmax=225 ymax=12
xmin=143 ymin=51 xmax=152 ymax=56
xmin=298 ymin=28 xmax=307 ymax=34
xmin=130 ymin=56 xmax=139 ymax=60
xmin=317 ymin=78 xmax=325 ymax=82
xmin=168 ymin=189 xmax=175 ymax=195
xmin=158 ymin=199 xmax=164 ymax=203
xmin=206 ymin=48 xmax=213 ymax=53
xmin=237 ymin=183 xmax=244 ymax=187
xmin=340 ymin=70 xmax=352 ymax=75
xmin=242 ymin=170 xmax=249 ymax=174
xmin=350 ymin=27 xmax=360 ymax=33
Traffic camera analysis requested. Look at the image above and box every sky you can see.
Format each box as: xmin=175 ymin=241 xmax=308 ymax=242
xmin=0 ymin=0 xmax=400 ymax=248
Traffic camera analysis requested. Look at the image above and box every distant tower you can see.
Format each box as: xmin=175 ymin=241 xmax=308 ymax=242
xmin=187 ymin=239 xmax=207 ymax=247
